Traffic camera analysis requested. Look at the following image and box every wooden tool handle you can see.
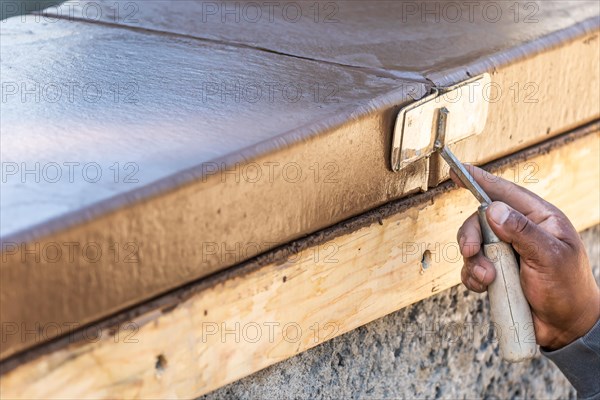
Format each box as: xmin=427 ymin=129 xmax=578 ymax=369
xmin=478 ymin=208 xmax=537 ymax=362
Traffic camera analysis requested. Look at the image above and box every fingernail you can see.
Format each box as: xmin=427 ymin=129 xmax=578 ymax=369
xmin=488 ymin=202 xmax=510 ymax=225
xmin=473 ymin=265 xmax=487 ymax=283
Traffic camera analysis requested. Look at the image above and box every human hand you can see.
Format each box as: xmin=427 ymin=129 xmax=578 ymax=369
xmin=453 ymin=165 xmax=600 ymax=350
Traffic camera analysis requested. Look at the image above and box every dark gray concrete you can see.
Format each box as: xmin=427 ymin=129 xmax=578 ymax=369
xmin=205 ymin=225 xmax=599 ymax=400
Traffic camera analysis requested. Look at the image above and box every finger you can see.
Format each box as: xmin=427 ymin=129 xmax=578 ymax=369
xmin=462 ymin=267 xmax=486 ymax=293
xmin=457 ymin=212 xmax=481 ymax=258
xmin=461 ymin=265 xmax=486 ymax=293
xmin=464 ymin=252 xmax=497 ymax=287
xmin=486 ymin=201 xmax=566 ymax=266
xmin=450 ymin=165 xmax=555 ymax=218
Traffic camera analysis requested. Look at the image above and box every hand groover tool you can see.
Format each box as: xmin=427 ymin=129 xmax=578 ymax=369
xmin=391 ymin=73 xmax=536 ymax=362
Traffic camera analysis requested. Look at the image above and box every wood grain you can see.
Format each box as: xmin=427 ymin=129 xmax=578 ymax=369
xmin=1 ymin=128 xmax=597 ymax=399
xmin=484 ymin=241 xmax=537 ymax=362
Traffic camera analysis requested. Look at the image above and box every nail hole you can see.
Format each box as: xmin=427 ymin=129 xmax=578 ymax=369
xmin=204 ymin=310 xmax=208 ymax=316
xmin=155 ymin=354 xmax=167 ymax=375
xmin=282 ymin=276 xmax=287 ymax=283
xmin=421 ymin=250 xmax=432 ymax=270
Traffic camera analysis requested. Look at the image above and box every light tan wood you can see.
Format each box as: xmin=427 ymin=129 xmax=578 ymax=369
xmin=484 ymin=241 xmax=536 ymax=362
xmin=1 ymin=129 xmax=598 ymax=399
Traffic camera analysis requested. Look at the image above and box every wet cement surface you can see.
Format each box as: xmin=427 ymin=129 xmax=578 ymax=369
xmin=48 ymin=1 xmax=599 ymax=74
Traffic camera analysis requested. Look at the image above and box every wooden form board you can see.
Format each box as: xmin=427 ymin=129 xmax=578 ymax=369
xmin=1 ymin=10 xmax=599 ymax=360
xmin=1 ymin=125 xmax=598 ymax=399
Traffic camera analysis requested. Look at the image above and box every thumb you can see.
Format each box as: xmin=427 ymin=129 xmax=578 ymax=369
xmin=485 ymin=201 xmax=560 ymax=265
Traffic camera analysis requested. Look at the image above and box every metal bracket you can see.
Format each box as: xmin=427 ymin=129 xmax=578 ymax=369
xmin=391 ymin=73 xmax=491 ymax=172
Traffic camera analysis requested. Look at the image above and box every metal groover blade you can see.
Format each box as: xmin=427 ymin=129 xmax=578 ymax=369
xmin=439 ymin=147 xmax=492 ymax=205
xmin=434 ymin=107 xmax=492 ymax=205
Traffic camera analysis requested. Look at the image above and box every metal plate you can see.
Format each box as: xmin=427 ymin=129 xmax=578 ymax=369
xmin=392 ymin=73 xmax=491 ymax=171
